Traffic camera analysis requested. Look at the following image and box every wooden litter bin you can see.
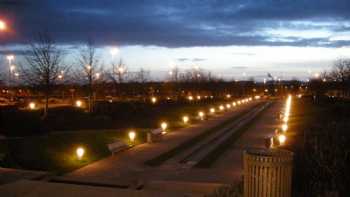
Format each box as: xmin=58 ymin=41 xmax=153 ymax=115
xmin=243 ymin=148 xmax=293 ymax=197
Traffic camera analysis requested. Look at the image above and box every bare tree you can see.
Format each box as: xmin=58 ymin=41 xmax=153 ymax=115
xmin=135 ymin=68 xmax=150 ymax=83
xmin=20 ymin=32 xmax=66 ymax=118
xmin=110 ymin=59 xmax=128 ymax=83
xmin=168 ymin=66 xmax=180 ymax=82
xmin=329 ymin=59 xmax=350 ymax=82
xmin=328 ymin=58 xmax=350 ymax=96
xmin=75 ymin=41 xmax=103 ymax=112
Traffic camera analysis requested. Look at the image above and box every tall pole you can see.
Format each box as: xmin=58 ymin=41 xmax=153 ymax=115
xmin=7 ymin=55 xmax=14 ymax=87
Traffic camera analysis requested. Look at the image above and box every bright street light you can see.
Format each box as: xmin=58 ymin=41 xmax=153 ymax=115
xmin=278 ymin=134 xmax=286 ymax=145
xmin=210 ymin=108 xmax=215 ymax=114
xmin=75 ymin=100 xmax=82 ymax=107
xmin=76 ymin=147 xmax=85 ymax=160
xmin=198 ymin=111 xmax=205 ymax=120
xmin=0 ymin=20 xmax=6 ymax=31
xmin=128 ymin=131 xmax=136 ymax=143
xmin=29 ymin=102 xmax=36 ymax=110
xmin=151 ymin=97 xmax=157 ymax=104
xmin=161 ymin=122 xmax=168 ymax=132
xmin=182 ymin=116 xmax=189 ymax=124
xmin=110 ymin=47 xmax=119 ymax=56
xmin=281 ymin=124 xmax=288 ymax=132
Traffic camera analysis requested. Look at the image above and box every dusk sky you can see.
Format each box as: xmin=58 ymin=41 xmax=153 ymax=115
xmin=1 ymin=0 xmax=350 ymax=80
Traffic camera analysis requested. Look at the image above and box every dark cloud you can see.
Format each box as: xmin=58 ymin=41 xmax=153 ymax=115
xmin=1 ymin=0 xmax=350 ymax=47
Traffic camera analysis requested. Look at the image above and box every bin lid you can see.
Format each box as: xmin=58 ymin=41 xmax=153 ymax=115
xmin=245 ymin=148 xmax=293 ymax=157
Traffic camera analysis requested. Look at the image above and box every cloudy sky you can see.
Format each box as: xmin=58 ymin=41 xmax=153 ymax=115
xmin=1 ymin=0 xmax=350 ymax=80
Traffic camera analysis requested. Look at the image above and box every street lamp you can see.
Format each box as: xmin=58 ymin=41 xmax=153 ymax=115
xmin=210 ymin=108 xmax=215 ymax=114
xmin=161 ymin=122 xmax=168 ymax=134
xmin=110 ymin=47 xmax=119 ymax=56
xmin=198 ymin=111 xmax=205 ymax=120
xmin=151 ymin=97 xmax=157 ymax=104
xmin=7 ymin=55 xmax=15 ymax=86
xmin=182 ymin=116 xmax=189 ymax=124
xmin=128 ymin=131 xmax=136 ymax=143
xmin=278 ymin=134 xmax=286 ymax=145
xmin=281 ymin=124 xmax=288 ymax=132
xmin=0 ymin=20 xmax=6 ymax=31
xmin=29 ymin=102 xmax=36 ymax=110
xmin=76 ymin=147 xmax=85 ymax=160
xmin=75 ymin=100 xmax=82 ymax=107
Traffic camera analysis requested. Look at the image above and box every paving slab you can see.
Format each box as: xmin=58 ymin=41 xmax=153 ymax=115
xmin=0 ymin=167 xmax=48 ymax=185
xmin=0 ymin=180 xmax=202 ymax=197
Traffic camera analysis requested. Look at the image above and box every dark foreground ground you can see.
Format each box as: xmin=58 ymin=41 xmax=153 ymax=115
xmin=287 ymin=96 xmax=350 ymax=197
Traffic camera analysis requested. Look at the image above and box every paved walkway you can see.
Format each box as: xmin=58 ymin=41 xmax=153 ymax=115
xmin=61 ymin=102 xmax=258 ymax=184
xmin=212 ymin=101 xmax=282 ymax=175
xmin=0 ymin=167 xmax=48 ymax=185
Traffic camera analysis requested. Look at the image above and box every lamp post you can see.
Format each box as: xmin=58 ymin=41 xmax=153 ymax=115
xmin=0 ymin=20 xmax=7 ymax=31
xmin=7 ymin=55 xmax=14 ymax=86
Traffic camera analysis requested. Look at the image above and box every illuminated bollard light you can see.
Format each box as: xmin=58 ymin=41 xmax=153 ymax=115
xmin=76 ymin=147 xmax=85 ymax=160
xmin=151 ymin=97 xmax=157 ymax=104
xmin=29 ymin=102 xmax=36 ymax=110
xmin=281 ymin=124 xmax=288 ymax=132
xmin=210 ymin=108 xmax=215 ymax=114
xmin=278 ymin=134 xmax=287 ymax=145
xmin=198 ymin=111 xmax=205 ymax=120
xmin=182 ymin=116 xmax=189 ymax=124
xmin=161 ymin=122 xmax=168 ymax=134
xmin=75 ymin=100 xmax=82 ymax=107
xmin=128 ymin=130 xmax=136 ymax=143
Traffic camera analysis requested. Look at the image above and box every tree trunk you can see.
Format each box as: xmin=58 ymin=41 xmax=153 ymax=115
xmin=44 ymin=93 xmax=49 ymax=118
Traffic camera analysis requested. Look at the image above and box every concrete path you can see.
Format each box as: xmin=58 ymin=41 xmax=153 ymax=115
xmin=212 ymin=101 xmax=282 ymax=174
xmin=0 ymin=167 xmax=48 ymax=185
xmin=61 ymin=102 xmax=258 ymax=184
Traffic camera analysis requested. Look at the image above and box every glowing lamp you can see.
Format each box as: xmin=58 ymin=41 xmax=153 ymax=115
xmin=29 ymin=102 xmax=36 ymax=110
xmin=188 ymin=96 xmax=193 ymax=101
xmin=198 ymin=111 xmax=205 ymax=120
xmin=219 ymin=105 xmax=224 ymax=111
xmin=226 ymin=104 xmax=231 ymax=109
xmin=151 ymin=97 xmax=157 ymax=104
xmin=0 ymin=20 xmax=6 ymax=31
xmin=75 ymin=100 xmax=82 ymax=107
xmin=128 ymin=131 xmax=136 ymax=142
xmin=281 ymin=124 xmax=288 ymax=132
xmin=278 ymin=134 xmax=286 ymax=145
xmin=210 ymin=108 xmax=215 ymax=113
xmin=161 ymin=122 xmax=168 ymax=131
xmin=76 ymin=147 xmax=85 ymax=160
xmin=182 ymin=116 xmax=189 ymax=124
